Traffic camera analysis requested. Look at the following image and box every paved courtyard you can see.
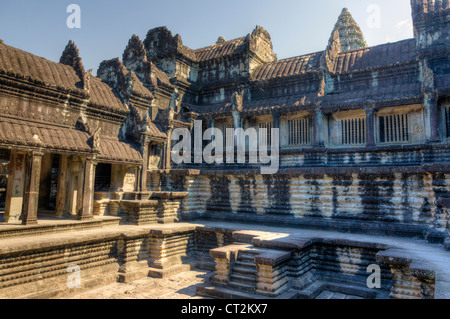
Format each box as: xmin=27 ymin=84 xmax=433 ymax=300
xmin=66 ymin=269 xmax=212 ymax=299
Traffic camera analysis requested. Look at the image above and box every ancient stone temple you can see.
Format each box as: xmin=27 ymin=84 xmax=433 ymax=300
xmin=0 ymin=0 xmax=449 ymax=299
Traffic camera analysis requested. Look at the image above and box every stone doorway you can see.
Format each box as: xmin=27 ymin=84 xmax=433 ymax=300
xmin=0 ymin=149 xmax=10 ymax=219
xmin=37 ymin=153 xmax=60 ymax=215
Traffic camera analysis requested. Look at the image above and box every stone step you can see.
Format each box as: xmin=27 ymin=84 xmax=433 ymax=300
xmin=229 ymin=273 xmax=257 ymax=286
xmin=237 ymin=253 xmax=256 ymax=263
xmin=232 ymin=265 xmax=257 ymax=277
xmin=234 ymin=260 xmax=257 ymax=270
xmin=228 ymin=280 xmax=257 ymax=294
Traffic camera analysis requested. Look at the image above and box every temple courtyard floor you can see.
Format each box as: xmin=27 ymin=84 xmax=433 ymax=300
xmin=67 ymin=269 xmax=212 ymax=299
xmin=0 ymin=216 xmax=449 ymax=299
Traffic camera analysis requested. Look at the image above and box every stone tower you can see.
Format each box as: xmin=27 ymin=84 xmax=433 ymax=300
xmin=331 ymin=8 xmax=367 ymax=52
xmin=410 ymin=0 xmax=450 ymax=50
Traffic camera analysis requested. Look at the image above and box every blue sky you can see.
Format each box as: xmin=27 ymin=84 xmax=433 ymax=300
xmin=0 ymin=0 xmax=414 ymax=74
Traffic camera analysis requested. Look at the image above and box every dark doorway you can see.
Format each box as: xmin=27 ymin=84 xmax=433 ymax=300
xmin=0 ymin=149 xmax=10 ymax=212
xmin=38 ymin=154 xmax=60 ymax=212
xmin=95 ymin=163 xmax=111 ymax=191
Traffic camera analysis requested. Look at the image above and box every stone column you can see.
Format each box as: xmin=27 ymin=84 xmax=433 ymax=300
xmin=4 ymin=151 xmax=27 ymax=223
xmin=366 ymin=107 xmax=376 ymax=147
xmin=429 ymin=95 xmax=440 ymax=142
xmin=79 ymin=158 xmax=96 ymax=221
xmin=55 ymin=155 xmax=68 ymax=218
xmin=232 ymin=111 xmax=241 ymax=152
xmin=313 ymin=109 xmax=324 ymax=147
xmin=272 ymin=111 xmax=280 ymax=147
xmin=424 ymin=94 xmax=440 ymax=143
xmin=140 ymin=137 xmax=150 ymax=192
xmin=164 ymin=125 xmax=173 ymax=170
xmin=22 ymin=151 xmax=44 ymax=225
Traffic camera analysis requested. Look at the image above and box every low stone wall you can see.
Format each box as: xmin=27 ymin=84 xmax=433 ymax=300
xmin=172 ymin=171 xmax=450 ymax=241
xmin=93 ymin=191 xmax=187 ymax=225
xmin=0 ymin=222 xmax=233 ymax=299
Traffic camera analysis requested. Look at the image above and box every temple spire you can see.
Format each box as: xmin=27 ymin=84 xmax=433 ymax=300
xmin=330 ymin=8 xmax=367 ymax=52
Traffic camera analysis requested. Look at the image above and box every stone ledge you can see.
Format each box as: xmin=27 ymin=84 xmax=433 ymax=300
xmin=255 ymin=250 xmax=291 ymax=266
xmin=210 ymin=244 xmax=251 ymax=260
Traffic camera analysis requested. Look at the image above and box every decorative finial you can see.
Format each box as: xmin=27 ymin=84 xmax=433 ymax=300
xmin=216 ymin=36 xmax=226 ymax=44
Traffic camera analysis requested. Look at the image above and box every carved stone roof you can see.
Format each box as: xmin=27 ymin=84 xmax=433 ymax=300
xmin=148 ymin=61 xmax=173 ymax=88
xmin=0 ymin=117 xmax=91 ymax=153
xmin=97 ymin=137 xmax=142 ymax=164
xmin=0 ymin=42 xmax=82 ymax=91
xmin=0 ymin=117 xmax=143 ymax=163
xmin=321 ymin=83 xmax=422 ymax=108
xmin=191 ymin=93 xmax=317 ymax=117
xmin=0 ymin=42 xmax=128 ymax=113
xmin=146 ymin=121 xmax=167 ymax=140
xmin=334 ymin=39 xmax=417 ymax=73
xmin=194 ymin=37 xmax=247 ymax=62
xmin=88 ymin=77 xmax=129 ymax=113
xmin=251 ymin=52 xmax=323 ymax=81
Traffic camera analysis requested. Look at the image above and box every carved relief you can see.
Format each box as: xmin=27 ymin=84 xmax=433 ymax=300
xmin=231 ymin=90 xmax=245 ymax=112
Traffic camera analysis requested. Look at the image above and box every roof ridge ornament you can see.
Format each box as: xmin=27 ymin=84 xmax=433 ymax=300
xmin=231 ymin=90 xmax=245 ymax=112
xmin=60 ymin=40 xmax=87 ymax=89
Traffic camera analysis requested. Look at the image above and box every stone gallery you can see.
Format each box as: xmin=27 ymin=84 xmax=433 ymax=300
xmin=0 ymin=0 xmax=449 ymax=299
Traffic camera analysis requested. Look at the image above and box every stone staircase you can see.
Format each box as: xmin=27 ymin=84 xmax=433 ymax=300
xmin=200 ymin=244 xmax=293 ymax=299
xmin=228 ymin=249 xmax=259 ymax=293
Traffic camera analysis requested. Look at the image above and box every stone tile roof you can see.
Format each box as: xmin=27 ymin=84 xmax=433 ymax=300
xmin=0 ymin=117 xmax=91 ymax=153
xmin=0 ymin=42 xmax=128 ymax=113
xmin=147 ymin=121 xmax=167 ymax=140
xmin=0 ymin=117 xmax=144 ymax=163
xmin=194 ymin=37 xmax=247 ymax=62
xmin=97 ymin=137 xmax=142 ymax=164
xmin=0 ymin=42 xmax=81 ymax=91
xmin=149 ymin=62 xmax=173 ymax=88
xmin=88 ymin=77 xmax=129 ymax=113
xmin=191 ymin=94 xmax=317 ymax=117
xmin=322 ymin=83 xmax=422 ymax=107
xmin=334 ymin=39 xmax=417 ymax=73
xmin=251 ymin=52 xmax=323 ymax=81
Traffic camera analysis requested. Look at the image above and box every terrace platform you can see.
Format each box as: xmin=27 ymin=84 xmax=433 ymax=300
xmin=0 ymin=218 xmax=448 ymax=299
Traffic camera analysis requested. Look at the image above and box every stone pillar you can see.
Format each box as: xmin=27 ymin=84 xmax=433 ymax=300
xmin=164 ymin=125 xmax=173 ymax=170
xmin=79 ymin=158 xmax=96 ymax=221
xmin=313 ymin=109 xmax=324 ymax=147
xmin=140 ymin=137 xmax=150 ymax=192
xmin=366 ymin=107 xmax=376 ymax=147
xmin=4 ymin=151 xmax=27 ymax=222
xmin=424 ymin=94 xmax=440 ymax=143
xmin=55 ymin=155 xmax=68 ymax=218
xmin=22 ymin=151 xmax=44 ymax=225
xmin=272 ymin=111 xmax=280 ymax=147
xmin=232 ymin=111 xmax=241 ymax=152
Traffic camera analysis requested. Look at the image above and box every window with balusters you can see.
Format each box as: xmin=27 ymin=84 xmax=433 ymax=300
xmin=287 ymin=117 xmax=311 ymax=146
xmin=375 ymin=105 xmax=425 ymax=145
xmin=258 ymin=121 xmax=273 ymax=148
xmin=378 ymin=113 xmax=410 ymax=144
xmin=340 ymin=117 xmax=366 ymax=145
